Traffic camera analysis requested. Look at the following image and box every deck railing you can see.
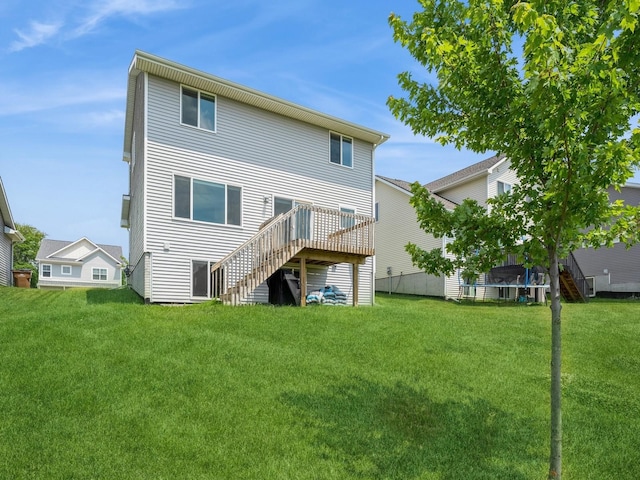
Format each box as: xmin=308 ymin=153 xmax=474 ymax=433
xmin=211 ymin=204 xmax=374 ymax=304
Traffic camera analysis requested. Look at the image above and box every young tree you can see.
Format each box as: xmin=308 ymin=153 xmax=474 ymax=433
xmin=13 ymin=223 xmax=46 ymax=288
xmin=388 ymin=1 xmax=640 ymax=478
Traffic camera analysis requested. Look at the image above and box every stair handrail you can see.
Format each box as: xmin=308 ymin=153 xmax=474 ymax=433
xmin=210 ymin=210 xmax=288 ymax=274
xmin=211 ymin=204 xmax=374 ymax=304
xmin=560 ymin=251 xmax=590 ymax=301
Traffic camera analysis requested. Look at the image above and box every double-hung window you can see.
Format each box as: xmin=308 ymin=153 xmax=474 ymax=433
xmin=497 ymin=181 xmax=512 ymax=195
xmin=92 ymin=268 xmax=107 ymax=281
xmin=174 ymin=175 xmax=242 ymax=226
xmin=181 ymin=86 xmax=216 ymax=131
xmin=330 ymin=132 xmax=353 ymax=167
xmin=42 ymin=264 xmax=51 ymax=278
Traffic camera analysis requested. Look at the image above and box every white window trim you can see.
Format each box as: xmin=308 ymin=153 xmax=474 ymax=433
xmin=329 ymin=131 xmax=354 ymax=168
xmin=61 ymin=265 xmax=72 ymax=276
xmin=173 ymin=174 xmax=243 ymax=228
xmin=92 ymin=267 xmax=108 ymax=281
xmin=339 ymin=204 xmax=357 ymax=229
xmin=41 ymin=264 xmax=52 ymax=278
xmin=497 ymin=181 xmax=512 ymax=195
xmin=180 ymin=85 xmax=217 ymax=132
xmin=339 ymin=204 xmax=357 ymax=214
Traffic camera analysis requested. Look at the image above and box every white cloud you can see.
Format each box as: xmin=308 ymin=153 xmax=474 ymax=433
xmin=9 ymin=20 xmax=62 ymax=52
xmin=0 ymin=75 xmax=124 ymax=116
xmin=84 ymin=109 xmax=125 ymax=127
xmin=8 ymin=0 xmax=183 ymax=51
xmin=72 ymin=0 xmax=183 ymax=38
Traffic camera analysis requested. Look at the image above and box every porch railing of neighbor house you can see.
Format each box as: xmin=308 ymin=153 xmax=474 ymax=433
xmin=559 ymin=251 xmax=589 ymax=302
xmin=459 ymin=251 xmax=588 ymax=302
xmin=211 ymin=204 xmax=374 ymax=305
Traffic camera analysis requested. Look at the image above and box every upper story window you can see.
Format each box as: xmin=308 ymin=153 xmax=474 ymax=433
xmin=174 ymin=175 xmax=241 ymax=226
xmin=330 ymin=132 xmax=353 ymax=167
xmin=181 ymin=86 xmax=216 ymax=131
xmin=61 ymin=265 xmax=72 ymax=275
xmin=374 ymin=202 xmax=379 ymax=222
xmin=497 ymin=181 xmax=512 ymax=195
xmin=42 ymin=264 xmax=51 ymax=278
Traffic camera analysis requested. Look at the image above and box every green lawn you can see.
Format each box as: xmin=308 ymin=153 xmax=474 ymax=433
xmin=0 ymin=287 xmax=638 ymax=479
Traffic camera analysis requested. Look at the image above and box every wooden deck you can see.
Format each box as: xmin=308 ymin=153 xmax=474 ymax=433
xmin=211 ymin=205 xmax=374 ymax=305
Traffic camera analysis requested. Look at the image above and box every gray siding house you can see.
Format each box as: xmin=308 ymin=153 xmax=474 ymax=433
xmin=0 ymin=177 xmax=24 ymax=286
xmin=572 ymin=183 xmax=640 ymax=297
xmin=121 ymin=51 xmax=388 ymax=304
xmin=36 ymin=238 xmax=123 ymax=290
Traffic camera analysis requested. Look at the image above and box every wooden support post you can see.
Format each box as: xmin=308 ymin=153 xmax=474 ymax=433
xmin=352 ymin=262 xmax=359 ymax=306
xmin=300 ymin=258 xmax=307 ymax=307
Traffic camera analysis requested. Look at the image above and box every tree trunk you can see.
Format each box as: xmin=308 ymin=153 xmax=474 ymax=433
xmin=548 ymin=248 xmax=562 ymax=479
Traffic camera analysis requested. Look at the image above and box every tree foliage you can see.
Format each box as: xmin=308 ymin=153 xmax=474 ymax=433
xmin=388 ymin=1 xmax=640 ymax=478
xmin=13 ymin=223 xmax=46 ymax=288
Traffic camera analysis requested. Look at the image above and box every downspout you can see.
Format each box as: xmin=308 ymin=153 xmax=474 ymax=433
xmin=371 ymin=134 xmax=387 ymax=305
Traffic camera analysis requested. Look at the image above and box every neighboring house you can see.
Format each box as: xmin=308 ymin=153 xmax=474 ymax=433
xmin=120 ymin=51 xmax=389 ymax=304
xmin=375 ymin=154 xmax=523 ymax=300
xmin=36 ymin=238 xmax=123 ymax=290
xmin=375 ymin=175 xmax=457 ymax=297
xmin=0 ymin=177 xmax=25 ymax=286
xmin=377 ymin=155 xmax=640 ymax=301
xmin=572 ymin=183 xmax=640 ymax=298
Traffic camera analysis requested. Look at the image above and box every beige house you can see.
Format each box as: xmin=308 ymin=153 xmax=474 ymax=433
xmin=375 ymin=154 xmax=523 ymax=300
xmin=376 ymin=155 xmax=640 ymax=301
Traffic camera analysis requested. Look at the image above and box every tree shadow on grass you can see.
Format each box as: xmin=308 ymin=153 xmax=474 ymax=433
xmin=85 ymin=288 xmax=144 ymax=305
xmin=282 ymin=378 xmax=541 ymax=479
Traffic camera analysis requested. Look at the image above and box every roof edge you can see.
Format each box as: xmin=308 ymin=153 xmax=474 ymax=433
xmin=123 ymin=50 xmax=390 ymax=157
xmin=0 ymin=177 xmax=19 ymax=232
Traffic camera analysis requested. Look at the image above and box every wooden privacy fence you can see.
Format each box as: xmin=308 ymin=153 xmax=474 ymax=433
xmin=211 ymin=204 xmax=374 ymax=305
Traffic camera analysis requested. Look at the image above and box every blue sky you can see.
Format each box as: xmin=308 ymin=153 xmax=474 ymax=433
xmin=2 ymin=1 xmax=637 ymax=257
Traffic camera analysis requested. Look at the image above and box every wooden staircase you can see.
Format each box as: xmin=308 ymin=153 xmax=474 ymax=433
xmin=211 ymin=205 xmax=374 ymax=305
xmin=559 ymin=252 xmax=589 ymax=302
